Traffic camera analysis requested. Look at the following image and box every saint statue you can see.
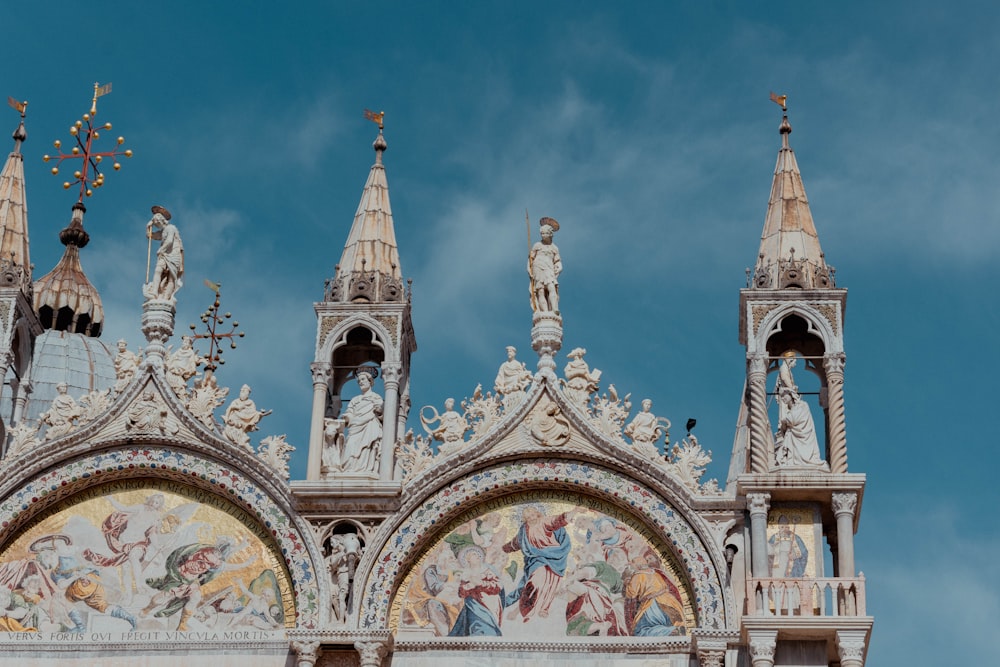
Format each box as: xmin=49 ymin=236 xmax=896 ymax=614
xmin=625 ymin=399 xmax=670 ymax=446
xmin=166 ymin=335 xmax=202 ymax=398
xmin=528 ymin=217 xmax=562 ymax=313
xmin=113 ymin=339 xmax=142 ymax=394
xmin=144 ymin=205 xmax=184 ymax=302
xmin=223 ymin=384 xmax=271 ymax=449
xmin=562 ymin=347 xmax=601 ymax=405
xmin=494 ymin=345 xmax=532 ymax=409
xmin=773 ymin=351 xmax=827 ymax=469
xmin=40 ymin=382 xmax=82 ymax=440
xmin=339 ymin=367 xmax=384 ymax=474
xmin=420 ymin=398 xmax=470 ymax=454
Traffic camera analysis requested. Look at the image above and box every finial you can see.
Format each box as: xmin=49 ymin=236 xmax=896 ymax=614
xmin=43 ymin=83 xmax=132 ymax=205
xmin=7 ymin=97 xmax=27 ymax=152
xmin=365 ymin=109 xmax=387 ymax=162
xmin=188 ymin=281 xmax=245 ymax=379
xmin=770 ymin=91 xmax=792 ymax=146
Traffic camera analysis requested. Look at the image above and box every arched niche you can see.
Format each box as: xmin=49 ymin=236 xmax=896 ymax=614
xmin=323 ymin=320 xmax=392 ymax=419
xmin=0 ymin=447 xmax=321 ymax=630
xmin=358 ymin=459 xmax=728 ymax=633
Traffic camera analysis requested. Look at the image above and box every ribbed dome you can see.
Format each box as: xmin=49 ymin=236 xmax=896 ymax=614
xmin=32 ymin=204 xmax=104 ymax=337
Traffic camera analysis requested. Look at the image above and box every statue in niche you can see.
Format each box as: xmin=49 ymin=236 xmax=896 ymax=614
xmin=327 ymin=532 xmax=363 ymax=623
xmin=223 ymin=384 xmax=271 ymax=449
xmin=40 ymin=383 xmax=82 ymax=440
xmin=773 ymin=351 xmax=827 ymax=470
xmin=494 ymin=345 xmax=532 ymax=410
xmin=143 ymin=205 xmax=184 ymax=302
xmin=113 ymin=339 xmax=142 ymax=394
xmin=528 ymin=217 xmax=562 ymax=313
xmin=562 ymin=347 xmax=601 ymax=406
xmin=166 ymin=335 xmax=202 ymax=398
xmin=420 ymin=398 xmax=470 ymax=454
xmin=338 ymin=367 xmax=383 ymax=474
xmin=625 ymin=399 xmax=670 ymax=446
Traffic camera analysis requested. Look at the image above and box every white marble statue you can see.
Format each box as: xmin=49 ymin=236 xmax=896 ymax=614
xmin=126 ymin=390 xmax=172 ymax=433
xmin=114 ymin=339 xmax=142 ymax=394
xmin=339 ymin=368 xmax=384 ymax=474
xmin=528 ymin=217 xmax=562 ymax=313
xmin=772 ymin=352 xmax=827 ymax=469
xmin=40 ymin=383 xmax=83 ymax=440
xmin=420 ymin=398 xmax=470 ymax=453
xmin=624 ymin=398 xmax=670 ymax=446
xmin=223 ymin=384 xmax=271 ymax=449
xmin=144 ymin=205 xmax=184 ymax=302
xmin=562 ymin=347 xmax=601 ymax=406
xmin=166 ymin=335 xmax=202 ymax=398
xmin=494 ymin=345 xmax=532 ymax=409
xmin=328 ymin=532 xmax=363 ymax=623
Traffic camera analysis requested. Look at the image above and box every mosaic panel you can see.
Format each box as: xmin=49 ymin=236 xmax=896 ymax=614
xmin=765 ymin=504 xmax=823 ymax=578
xmin=362 ymin=459 xmax=724 ymax=631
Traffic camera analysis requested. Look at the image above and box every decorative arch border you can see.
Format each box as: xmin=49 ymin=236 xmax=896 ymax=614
xmin=0 ymin=446 xmax=322 ymax=628
xmin=755 ymin=302 xmax=841 ymax=354
xmin=358 ymin=458 xmax=726 ymax=631
xmin=320 ymin=314 xmax=397 ymax=364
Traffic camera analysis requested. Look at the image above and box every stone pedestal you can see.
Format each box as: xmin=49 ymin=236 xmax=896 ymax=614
xmin=531 ymin=311 xmax=563 ymax=377
xmin=141 ymin=298 xmax=176 ymax=370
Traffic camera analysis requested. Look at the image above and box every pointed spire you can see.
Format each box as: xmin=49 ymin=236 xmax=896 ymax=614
xmin=325 ymin=120 xmax=404 ymax=303
xmin=749 ymin=107 xmax=835 ymax=290
xmin=0 ymin=106 xmax=33 ymax=294
xmin=33 ymin=203 xmax=104 ymax=336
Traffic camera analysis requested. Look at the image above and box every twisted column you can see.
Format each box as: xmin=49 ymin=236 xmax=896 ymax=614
xmin=825 ymin=353 xmax=848 ymax=472
xmin=747 ymin=492 xmax=771 ymax=578
xmin=747 ymin=355 xmax=771 ymax=473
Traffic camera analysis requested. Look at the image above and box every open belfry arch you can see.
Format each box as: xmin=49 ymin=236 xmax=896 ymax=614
xmin=0 ymin=93 xmax=870 ymax=666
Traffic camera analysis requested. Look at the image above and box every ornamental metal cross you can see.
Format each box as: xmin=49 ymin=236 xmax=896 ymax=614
xmin=43 ymin=82 xmax=133 ymax=203
xmin=189 ymin=281 xmax=245 ymax=376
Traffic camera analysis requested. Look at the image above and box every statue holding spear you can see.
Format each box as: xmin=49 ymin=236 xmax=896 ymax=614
xmin=527 ymin=215 xmax=562 ymax=313
xmin=143 ymin=205 xmax=184 ymax=303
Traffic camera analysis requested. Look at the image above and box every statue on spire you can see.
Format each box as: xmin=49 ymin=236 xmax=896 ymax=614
xmin=144 ymin=205 xmax=184 ymax=303
xmin=528 ymin=217 xmax=562 ymax=313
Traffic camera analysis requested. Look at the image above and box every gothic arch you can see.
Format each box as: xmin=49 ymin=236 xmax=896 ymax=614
xmin=754 ymin=302 xmax=840 ymax=356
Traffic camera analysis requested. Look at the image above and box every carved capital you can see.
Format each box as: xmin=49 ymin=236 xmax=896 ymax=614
xmin=354 ymin=639 xmax=389 ymax=667
xmin=380 ymin=362 xmax=402 ymax=387
xmin=832 ymin=491 xmax=858 ymax=517
xmin=748 ymin=354 xmax=768 ymax=377
xmin=746 ymin=492 xmax=770 ymax=518
xmin=748 ymin=630 xmax=777 ymax=663
xmin=697 ymin=649 xmax=726 ymax=667
xmin=291 ymin=640 xmax=321 ymax=666
xmin=824 ymin=352 xmax=846 ymax=377
xmin=837 ymin=629 xmax=868 ymax=664
xmin=310 ymin=362 xmax=332 ymax=388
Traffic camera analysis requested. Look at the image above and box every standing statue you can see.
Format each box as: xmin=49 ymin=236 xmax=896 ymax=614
xmin=528 ymin=217 xmax=562 ymax=313
xmin=223 ymin=384 xmax=271 ymax=449
xmin=562 ymin=347 xmax=601 ymax=406
xmin=144 ymin=205 xmax=184 ymax=302
xmin=113 ymin=339 xmax=143 ymax=394
xmin=494 ymin=346 xmax=532 ymax=410
xmin=327 ymin=532 xmax=363 ymax=623
xmin=773 ymin=351 xmax=827 ymax=470
xmin=166 ymin=335 xmax=202 ymax=398
xmin=339 ymin=367 xmax=384 ymax=474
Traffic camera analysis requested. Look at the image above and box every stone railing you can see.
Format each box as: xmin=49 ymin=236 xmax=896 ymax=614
xmin=747 ymin=576 xmax=866 ymax=617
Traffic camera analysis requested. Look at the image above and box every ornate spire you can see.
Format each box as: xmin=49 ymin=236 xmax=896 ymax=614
xmin=0 ymin=99 xmax=32 ymax=294
xmin=749 ymin=99 xmax=834 ymax=290
xmin=324 ymin=110 xmax=404 ymax=304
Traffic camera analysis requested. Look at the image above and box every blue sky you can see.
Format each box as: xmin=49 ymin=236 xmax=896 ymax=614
xmin=5 ymin=2 xmax=999 ymax=663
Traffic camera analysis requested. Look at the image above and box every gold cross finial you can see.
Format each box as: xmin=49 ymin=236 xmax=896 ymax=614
xmin=188 ymin=282 xmax=245 ymax=376
xmin=43 ymin=84 xmax=132 ymax=203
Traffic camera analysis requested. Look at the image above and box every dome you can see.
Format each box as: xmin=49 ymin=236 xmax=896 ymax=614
xmin=17 ymin=329 xmax=116 ymax=423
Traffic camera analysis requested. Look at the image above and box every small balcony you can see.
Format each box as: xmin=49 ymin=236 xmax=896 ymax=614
xmin=747 ymin=576 xmax=866 ymax=617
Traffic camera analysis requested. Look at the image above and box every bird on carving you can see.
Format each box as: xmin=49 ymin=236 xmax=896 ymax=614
xmin=686 ymin=418 xmax=697 ymax=434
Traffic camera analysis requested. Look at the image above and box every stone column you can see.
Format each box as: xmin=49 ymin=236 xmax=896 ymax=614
xmin=307 ymin=362 xmax=331 ymax=480
xmin=747 ymin=355 xmax=771 ymax=473
xmin=380 ymin=362 xmax=401 ymax=481
xmin=748 ymin=629 xmax=777 ymax=667
xmin=832 ymin=491 xmax=858 ymax=577
xmin=747 ymin=492 xmax=771 ymax=578
xmin=11 ymin=378 xmax=30 ymax=426
xmin=824 ymin=353 xmax=848 ymax=473
xmin=141 ymin=299 xmax=176 ymax=370
xmin=291 ymin=640 xmax=320 ymax=667
xmin=836 ymin=629 xmax=867 ymax=667
xmin=355 ymin=639 xmax=389 ymax=667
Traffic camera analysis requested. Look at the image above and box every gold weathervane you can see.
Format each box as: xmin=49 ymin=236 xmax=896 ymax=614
xmin=43 ymin=82 xmax=133 ymax=203
xmin=7 ymin=97 xmax=27 ymax=117
xmin=189 ymin=281 xmax=245 ymax=378
xmin=364 ymin=108 xmax=385 ymax=129
xmin=769 ymin=91 xmax=788 ymax=111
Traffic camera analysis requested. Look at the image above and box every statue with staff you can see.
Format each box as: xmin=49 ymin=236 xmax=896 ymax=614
xmin=143 ymin=205 xmax=184 ymax=302
xmin=527 ymin=214 xmax=562 ymax=313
